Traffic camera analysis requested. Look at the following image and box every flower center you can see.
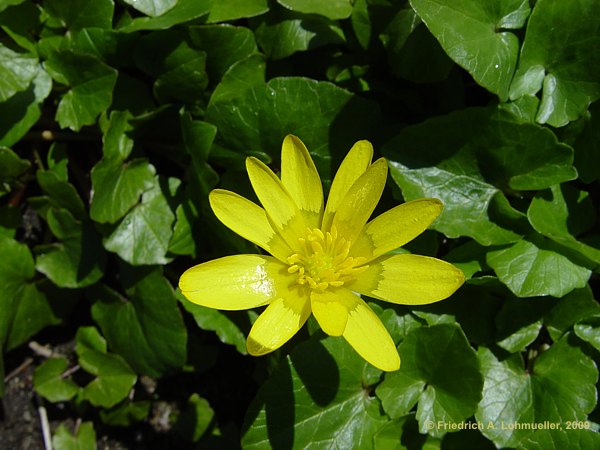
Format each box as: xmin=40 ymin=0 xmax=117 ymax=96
xmin=287 ymin=226 xmax=368 ymax=291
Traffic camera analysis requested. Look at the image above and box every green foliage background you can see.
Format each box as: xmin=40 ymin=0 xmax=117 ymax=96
xmin=1 ymin=0 xmax=600 ymax=448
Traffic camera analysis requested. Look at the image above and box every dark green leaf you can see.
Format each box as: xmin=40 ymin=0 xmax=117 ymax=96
xmin=277 ymin=0 xmax=352 ymax=20
xmin=91 ymin=266 xmax=187 ymax=377
xmin=36 ymin=170 xmax=86 ymax=220
xmin=486 ymin=236 xmax=591 ymax=298
xmin=517 ymin=428 xmax=600 ymax=450
xmin=0 ymin=147 xmax=30 ymax=196
xmin=52 ymin=422 xmax=96 ymax=450
xmin=376 ymin=324 xmax=483 ymax=437
xmin=45 ymin=0 xmax=113 ymax=30
xmin=174 ymin=394 xmax=215 ymax=442
xmin=76 ymin=327 xmax=137 ymax=408
xmin=44 ymin=51 xmax=118 ymax=131
xmin=99 ymin=401 xmax=151 ymax=426
xmin=544 ymin=286 xmax=600 ymax=341
xmin=242 ymin=335 xmax=387 ymax=449
xmin=573 ymin=102 xmax=600 ymax=182
xmin=35 ymin=208 xmax=106 ymax=288
xmin=119 ymin=0 xmax=212 ymax=32
xmin=207 ymin=0 xmax=269 ymax=23
xmin=122 ymin=0 xmax=177 ymax=17
xmin=33 ymin=357 xmax=79 ymax=402
xmin=509 ymin=0 xmax=600 ymax=126
xmin=410 ymin=0 xmax=529 ymax=100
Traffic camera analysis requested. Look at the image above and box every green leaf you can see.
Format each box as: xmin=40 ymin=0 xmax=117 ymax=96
xmin=242 ymin=335 xmax=387 ymax=449
xmin=52 ymin=422 xmax=96 ymax=450
xmin=119 ymin=0 xmax=212 ymax=32
xmin=0 ymin=147 xmax=30 ymax=195
xmin=409 ymin=0 xmax=529 ymax=100
xmin=528 ymin=184 xmax=600 ymax=268
xmin=475 ymin=336 xmax=598 ymax=448
xmin=45 ymin=0 xmax=114 ymax=30
xmin=174 ymin=394 xmax=215 ymax=442
xmin=33 ymin=357 xmax=79 ymax=402
xmin=574 ymin=317 xmax=600 ymax=352
xmin=76 ymin=326 xmax=137 ymax=408
xmin=44 ymin=51 xmax=118 ymax=131
xmin=495 ymin=298 xmax=550 ymax=353
xmin=252 ymin=6 xmax=345 ymax=59
xmin=207 ymin=0 xmax=269 ymax=23
xmin=0 ymin=44 xmax=39 ymax=102
xmin=102 ymin=177 xmax=176 ymax=265
xmin=384 ymin=106 xmax=576 ymax=244
xmin=99 ymin=401 xmax=151 ymax=426
xmin=517 ymin=428 xmax=600 ymax=450
xmin=277 ymin=0 xmax=353 ymax=20
xmin=544 ymin=286 xmax=600 ymax=341
xmin=509 ymin=0 xmax=600 ymax=126
xmin=573 ymin=102 xmax=600 ymax=183
xmin=134 ymin=29 xmax=208 ymax=103
xmin=36 ymin=169 xmax=86 ymax=220
xmin=206 ymin=55 xmax=381 ymax=179
xmin=91 ymin=266 xmax=187 ymax=377
xmin=486 ymin=236 xmax=591 ymax=298
xmin=90 ymin=159 xmax=156 ymax=224
xmin=122 ymin=0 xmax=177 ymax=17
xmin=178 ymin=291 xmax=248 ymax=355
xmin=187 ymin=25 xmax=257 ymax=83
xmin=35 ymin=208 xmax=106 ymax=288
xmin=168 ymin=201 xmax=198 ymax=256
xmin=376 ymin=324 xmax=483 ymax=437
xmin=0 ymin=204 xmax=20 ymax=238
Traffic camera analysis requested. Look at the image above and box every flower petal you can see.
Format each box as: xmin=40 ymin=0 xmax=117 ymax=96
xmin=246 ymin=289 xmax=311 ymax=355
xmin=337 ymin=289 xmax=400 ymax=372
xmin=179 ymin=255 xmax=291 ymax=310
xmin=310 ymin=289 xmax=349 ymax=336
xmin=322 ymin=140 xmax=373 ymax=231
xmin=281 ymin=135 xmax=324 ymax=229
xmin=331 ymin=157 xmax=388 ymax=243
xmin=350 ymin=254 xmax=465 ymax=305
xmin=246 ymin=156 xmax=306 ymax=251
xmin=350 ymin=199 xmax=443 ymax=262
xmin=209 ymin=189 xmax=292 ymax=262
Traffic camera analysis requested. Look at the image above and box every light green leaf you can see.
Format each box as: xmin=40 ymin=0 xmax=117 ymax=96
xmin=544 ymin=286 xmax=600 ymax=341
xmin=45 ymin=0 xmax=113 ymax=30
xmin=44 ymin=51 xmax=118 ymax=131
xmin=35 ymin=208 xmax=106 ymax=288
xmin=207 ymin=0 xmax=269 ymax=23
xmin=277 ymin=0 xmax=352 ymax=20
xmin=252 ymin=6 xmax=345 ymax=59
xmin=518 ymin=428 xmax=600 ymax=450
xmin=52 ymin=422 xmax=96 ymax=450
xmin=0 ymin=44 xmax=39 ymax=101
xmin=168 ymin=201 xmax=198 ymax=256
xmin=574 ymin=317 xmax=600 ymax=352
xmin=409 ymin=0 xmax=529 ymax=100
xmin=119 ymin=0 xmax=212 ymax=32
xmin=509 ymin=0 xmax=600 ymax=126
xmin=91 ymin=266 xmax=187 ymax=377
xmin=76 ymin=327 xmax=137 ymax=408
xmin=476 ymin=336 xmax=598 ymax=448
xmin=376 ymin=324 xmax=483 ymax=437
xmin=33 ymin=357 xmax=79 ymax=403
xmin=90 ymin=159 xmax=156 ymax=224
xmin=487 ymin=236 xmax=591 ymax=298
xmin=102 ymin=177 xmax=176 ymax=265
xmin=122 ymin=0 xmax=177 ymax=17
xmin=242 ymin=335 xmax=387 ymax=449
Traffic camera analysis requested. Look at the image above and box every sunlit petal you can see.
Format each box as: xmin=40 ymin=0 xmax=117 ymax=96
xmin=247 ymin=289 xmax=311 ymax=355
xmin=322 ymin=140 xmax=373 ymax=231
xmin=281 ymin=135 xmax=324 ymax=229
xmin=179 ymin=255 xmax=292 ymax=310
xmin=350 ymin=254 xmax=465 ymax=305
xmin=338 ymin=290 xmax=400 ymax=372
xmin=350 ymin=199 xmax=443 ymax=262
xmin=310 ymin=289 xmax=349 ymax=336
xmin=209 ymin=189 xmax=292 ymax=262
xmin=246 ymin=156 xmax=306 ymax=251
xmin=331 ymin=158 xmax=388 ymax=243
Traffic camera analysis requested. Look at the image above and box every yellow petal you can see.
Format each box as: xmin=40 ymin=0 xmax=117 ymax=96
xmin=246 ymin=156 xmax=306 ymax=251
xmin=322 ymin=140 xmax=373 ymax=231
xmin=337 ymin=289 xmax=400 ymax=372
xmin=209 ymin=189 xmax=292 ymax=262
xmin=331 ymin=158 xmax=388 ymax=243
xmin=179 ymin=255 xmax=292 ymax=310
xmin=350 ymin=254 xmax=465 ymax=305
xmin=246 ymin=289 xmax=311 ymax=355
xmin=310 ymin=289 xmax=349 ymax=336
xmin=350 ymin=199 xmax=443 ymax=262
xmin=281 ymin=135 xmax=324 ymax=229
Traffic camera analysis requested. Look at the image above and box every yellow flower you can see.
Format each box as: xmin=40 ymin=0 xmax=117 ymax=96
xmin=179 ymin=135 xmax=464 ymax=371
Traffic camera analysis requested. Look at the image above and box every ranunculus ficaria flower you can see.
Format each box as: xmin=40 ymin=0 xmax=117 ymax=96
xmin=179 ymin=135 xmax=464 ymax=371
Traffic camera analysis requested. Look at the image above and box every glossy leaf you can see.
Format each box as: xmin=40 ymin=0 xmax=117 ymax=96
xmin=122 ymin=0 xmax=177 ymax=17
xmin=45 ymin=0 xmax=114 ymax=30
xmin=277 ymin=0 xmax=352 ymax=20
xmin=33 ymin=357 xmax=79 ymax=402
xmin=207 ymin=0 xmax=269 ymax=23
